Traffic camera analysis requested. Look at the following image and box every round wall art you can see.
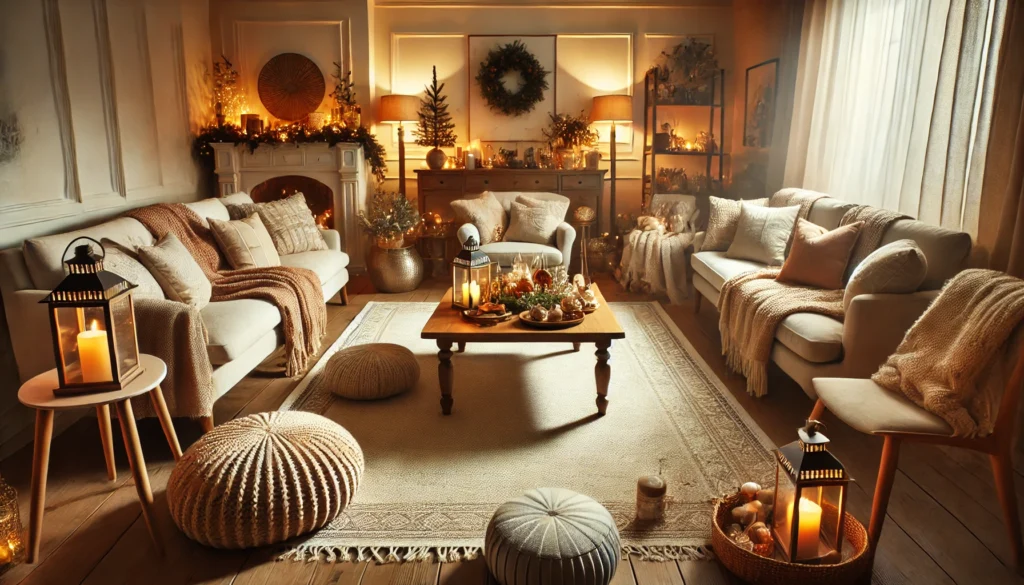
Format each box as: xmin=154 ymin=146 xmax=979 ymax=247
xmin=258 ymin=53 xmax=326 ymax=121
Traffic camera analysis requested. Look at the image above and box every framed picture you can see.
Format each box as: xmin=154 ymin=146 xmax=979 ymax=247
xmin=468 ymin=35 xmax=556 ymax=142
xmin=743 ymin=58 xmax=779 ymax=148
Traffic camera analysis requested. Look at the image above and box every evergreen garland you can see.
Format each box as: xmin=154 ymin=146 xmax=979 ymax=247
xmin=476 ymin=41 xmax=549 ymax=117
xmin=415 ymin=66 xmax=457 ymax=148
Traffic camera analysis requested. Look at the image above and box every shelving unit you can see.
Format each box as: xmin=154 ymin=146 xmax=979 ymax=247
xmin=641 ymin=68 xmax=726 ymax=223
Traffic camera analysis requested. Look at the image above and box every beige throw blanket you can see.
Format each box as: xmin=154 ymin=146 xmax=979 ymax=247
xmin=873 ymin=269 xmax=1024 ymax=437
xmin=619 ymin=229 xmax=695 ymax=304
xmin=839 ymin=205 xmax=909 ymax=280
xmin=126 ymin=204 xmax=326 ymax=378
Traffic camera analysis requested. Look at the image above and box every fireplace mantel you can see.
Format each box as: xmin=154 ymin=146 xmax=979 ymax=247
xmin=211 ymin=142 xmax=369 ymax=270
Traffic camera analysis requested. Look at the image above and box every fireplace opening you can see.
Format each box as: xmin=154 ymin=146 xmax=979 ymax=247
xmin=250 ymin=175 xmax=335 ymax=229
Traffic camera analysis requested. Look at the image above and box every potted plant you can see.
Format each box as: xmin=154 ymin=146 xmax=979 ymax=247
xmin=414 ymin=66 xmax=457 ymax=170
xmin=542 ymin=111 xmax=598 ymax=169
xmin=359 ymin=192 xmax=425 ymax=293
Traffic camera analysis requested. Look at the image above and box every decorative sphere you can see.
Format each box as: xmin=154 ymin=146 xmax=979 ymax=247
xmin=574 ymin=206 xmax=597 ymax=223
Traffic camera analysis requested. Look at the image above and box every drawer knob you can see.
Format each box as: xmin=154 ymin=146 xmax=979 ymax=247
xmin=577 ymin=180 xmax=583 ymax=185
xmin=484 ymin=180 xmax=490 ymax=185
xmin=534 ymin=180 xmax=540 ymax=184
xmin=439 ymin=180 xmax=445 ymax=185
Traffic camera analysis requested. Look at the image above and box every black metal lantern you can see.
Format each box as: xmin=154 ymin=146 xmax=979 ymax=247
xmin=771 ymin=420 xmax=850 ymax=564
xmin=452 ymin=236 xmax=495 ymax=310
xmin=40 ymin=237 xmax=143 ymax=396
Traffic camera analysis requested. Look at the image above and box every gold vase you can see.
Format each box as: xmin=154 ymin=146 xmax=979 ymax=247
xmin=376 ymin=234 xmax=405 ymax=249
xmin=366 ymin=244 xmax=424 ymax=293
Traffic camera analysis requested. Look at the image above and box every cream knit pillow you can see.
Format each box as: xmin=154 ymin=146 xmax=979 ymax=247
xmin=209 ymin=214 xmax=281 ymax=270
xmin=451 ymin=191 xmax=508 ymax=244
xmin=504 ymin=201 xmax=561 ymax=245
xmin=137 ymin=234 xmax=212 ymax=308
xmin=726 ymin=204 xmax=800 ymax=266
xmin=101 ymin=242 xmax=166 ymax=300
xmin=844 ymin=239 xmax=928 ymax=310
xmin=251 ymin=193 xmax=327 ymax=255
xmin=515 ymin=195 xmax=569 ymax=223
xmin=702 ymin=196 xmax=769 ymax=251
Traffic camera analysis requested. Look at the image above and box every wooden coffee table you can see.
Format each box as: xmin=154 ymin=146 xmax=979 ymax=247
xmin=420 ymin=283 xmax=625 ymax=416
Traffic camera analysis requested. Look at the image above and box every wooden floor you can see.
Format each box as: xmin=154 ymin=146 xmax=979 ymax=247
xmin=1 ymin=273 xmax=1023 ymax=585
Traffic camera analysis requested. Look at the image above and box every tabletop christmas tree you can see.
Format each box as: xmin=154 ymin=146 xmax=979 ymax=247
xmin=415 ymin=66 xmax=457 ymax=169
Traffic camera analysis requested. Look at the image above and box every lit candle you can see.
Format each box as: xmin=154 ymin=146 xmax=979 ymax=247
xmin=466 ymin=153 xmax=476 ymax=170
xmin=787 ymin=497 xmax=822 ymax=559
xmin=0 ymin=541 xmax=10 ymax=564
xmin=469 ymin=281 xmax=481 ymax=308
xmin=461 ymin=282 xmax=470 ymax=307
xmin=78 ymin=320 xmax=112 ymax=383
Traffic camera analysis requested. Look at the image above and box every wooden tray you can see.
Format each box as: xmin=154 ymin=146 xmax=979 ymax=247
xmin=462 ymin=309 xmax=513 ymax=327
xmin=518 ymin=311 xmax=585 ymax=329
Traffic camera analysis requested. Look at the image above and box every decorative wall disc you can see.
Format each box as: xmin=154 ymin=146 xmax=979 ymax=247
xmin=258 ymin=53 xmax=326 ymax=121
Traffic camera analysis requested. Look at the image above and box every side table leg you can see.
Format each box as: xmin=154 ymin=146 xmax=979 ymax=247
xmin=28 ymin=409 xmax=54 ymax=563
xmin=595 ymin=341 xmax=612 ymax=415
xmin=573 ymin=342 xmax=581 ymax=352
xmin=457 ymin=342 xmax=466 ymax=353
xmin=438 ymin=340 xmax=454 ymax=415
xmin=149 ymin=385 xmax=182 ymax=461
xmin=97 ymin=404 xmax=117 ymax=481
xmin=114 ymin=399 xmax=163 ymax=555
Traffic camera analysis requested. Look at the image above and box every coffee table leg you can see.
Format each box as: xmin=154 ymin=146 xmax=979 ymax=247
xmin=595 ymin=340 xmax=612 ymax=415
xmin=97 ymin=404 xmax=117 ymax=481
xmin=438 ymin=341 xmax=455 ymax=415
xmin=114 ymin=399 xmax=163 ymax=555
xmin=573 ymin=342 xmax=581 ymax=352
xmin=28 ymin=409 xmax=54 ymax=563
xmin=457 ymin=342 xmax=466 ymax=353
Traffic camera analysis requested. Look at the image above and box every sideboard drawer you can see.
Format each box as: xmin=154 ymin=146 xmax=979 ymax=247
xmin=465 ymin=175 xmax=513 ymax=192
xmin=561 ymin=174 xmax=602 ymax=190
xmin=420 ymin=174 xmax=464 ymax=191
xmin=508 ymin=174 xmax=559 ymax=191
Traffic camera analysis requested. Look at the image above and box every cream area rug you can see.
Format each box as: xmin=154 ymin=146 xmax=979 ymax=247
xmin=278 ymin=302 xmax=776 ymax=563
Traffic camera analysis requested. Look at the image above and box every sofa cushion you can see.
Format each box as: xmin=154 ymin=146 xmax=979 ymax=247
xmin=806 ymin=198 xmax=857 ymax=230
xmin=844 ymin=239 xmax=928 ymax=310
xmin=702 ymin=196 xmax=768 ymax=252
xmin=451 ymin=192 xmax=507 ymax=245
xmin=24 ymin=217 xmax=156 ymax=289
xmin=516 ymin=194 xmax=569 ymax=223
xmin=183 ymin=199 xmax=230 ymax=225
xmin=775 ymin=313 xmax=844 ymax=363
xmin=479 ymin=241 xmax=562 ymax=267
xmin=201 ymin=299 xmax=282 ymax=365
xmin=778 ymin=219 xmax=863 ymax=290
xmin=137 ymin=234 xmax=212 ymax=309
xmin=209 ymin=214 xmax=281 ymax=269
xmin=691 ymin=251 xmax=764 ymax=291
xmin=280 ymin=250 xmax=350 ymax=285
xmin=881 ymin=219 xmax=971 ymax=290
xmin=814 ymin=378 xmax=952 ymax=436
xmin=505 ymin=201 xmax=561 ymax=245
xmin=726 ymin=204 xmax=800 ymax=266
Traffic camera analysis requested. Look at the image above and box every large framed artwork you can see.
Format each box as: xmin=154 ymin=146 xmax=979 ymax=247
xmin=468 ymin=35 xmax=556 ymax=142
xmin=743 ymin=58 xmax=779 ymax=148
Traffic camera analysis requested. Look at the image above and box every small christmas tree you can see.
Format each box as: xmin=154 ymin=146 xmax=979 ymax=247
xmin=415 ymin=66 xmax=457 ymax=148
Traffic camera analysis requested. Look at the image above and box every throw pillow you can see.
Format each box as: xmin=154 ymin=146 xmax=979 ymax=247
xmin=209 ymin=213 xmax=281 ymax=270
xmin=777 ymin=219 xmax=863 ymax=289
xmin=234 ymin=193 xmax=327 ymax=255
xmin=451 ymin=191 xmax=508 ymax=244
xmin=702 ymin=196 xmax=769 ymax=251
xmin=227 ymin=202 xmax=258 ymax=221
xmin=844 ymin=239 xmax=928 ymax=310
xmin=726 ymin=204 xmax=800 ymax=266
xmin=504 ymin=201 xmax=561 ymax=245
xmin=136 ymin=234 xmax=212 ymax=308
xmin=515 ymin=195 xmax=570 ymax=224
xmin=100 ymin=241 xmax=166 ymax=300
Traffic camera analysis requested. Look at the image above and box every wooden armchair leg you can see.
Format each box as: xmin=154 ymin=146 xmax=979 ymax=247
xmin=694 ymin=294 xmax=702 ymax=314
xmin=198 ymin=415 xmax=215 ymax=434
xmin=340 ymin=285 xmax=349 ymax=305
xmin=869 ymin=435 xmax=902 ymax=549
xmin=991 ymin=448 xmax=1023 ymax=568
xmin=809 ymin=399 xmax=825 ymax=421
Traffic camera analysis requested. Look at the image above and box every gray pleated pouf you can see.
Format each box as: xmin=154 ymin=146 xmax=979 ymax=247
xmin=485 ymin=488 xmax=621 ymax=585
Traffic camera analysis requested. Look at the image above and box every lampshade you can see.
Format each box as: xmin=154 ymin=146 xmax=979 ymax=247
xmin=591 ymin=95 xmax=633 ymax=123
xmin=379 ymin=95 xmax=420 ymax=123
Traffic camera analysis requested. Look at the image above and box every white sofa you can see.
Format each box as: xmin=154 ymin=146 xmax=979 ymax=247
xmin=455 ymin=192 xmax=576 ymax=271
xmin=0 ymin=193 xmax=350 ymax=423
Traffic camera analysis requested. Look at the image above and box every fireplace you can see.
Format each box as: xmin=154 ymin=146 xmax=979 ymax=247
xmin=211 ymin=142 xmax=369 ymax=269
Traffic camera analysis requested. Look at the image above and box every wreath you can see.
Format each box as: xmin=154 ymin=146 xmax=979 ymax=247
xmin=476 ymin=41 xmax=550 ymax=117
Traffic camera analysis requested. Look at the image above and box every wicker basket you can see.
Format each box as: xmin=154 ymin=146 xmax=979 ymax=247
xmin=712 ymin=494 xmax=872 ymax=585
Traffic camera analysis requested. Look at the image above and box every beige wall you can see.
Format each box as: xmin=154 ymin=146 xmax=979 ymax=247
xmin=0 ymin=0 xmax=211 ymax=459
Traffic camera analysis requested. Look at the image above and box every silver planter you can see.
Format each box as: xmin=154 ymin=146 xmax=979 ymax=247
xmin=366 ymin=244 xmax=424 ymax=293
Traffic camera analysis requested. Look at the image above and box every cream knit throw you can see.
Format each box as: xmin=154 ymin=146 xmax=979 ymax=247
xmin=873 ymin=269 xmax=1024 ymax=437
xmin=718 ymin=269 xmax=844 ymax=397
xmin=839 ymin=205 xmax=909 ymax=280
xmin=769 ymin=188 xmax=829 ymax=220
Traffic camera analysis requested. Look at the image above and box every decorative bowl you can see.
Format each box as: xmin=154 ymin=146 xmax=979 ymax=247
xmin=518 ymin=311 xmax=585 ymax=329
xmin=462 ymin=309 xmax=513 ymax=327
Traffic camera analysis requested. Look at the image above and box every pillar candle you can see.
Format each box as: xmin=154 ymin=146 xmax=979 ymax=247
xmin=461 ymin=282 xmax=470 ymax=307
xmin=787 ymin=497 xmax=822 ymax=559
xmin=636 ymin=475 xmax=667 ymax=521
xmin=78 ymin=320 xmax=112 ymax=383
xmin=466 ymin=153 xmax=476 ymax=170
xmin=469 ymin=281 xmax=481 ymax=308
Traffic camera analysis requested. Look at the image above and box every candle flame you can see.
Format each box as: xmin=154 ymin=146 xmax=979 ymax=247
xmin=89 ymin=319 xmax=99 ymax=332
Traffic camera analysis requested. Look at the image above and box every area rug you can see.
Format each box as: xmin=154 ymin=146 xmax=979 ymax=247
xmin=278 ymin=301 xmax=776 ymax=563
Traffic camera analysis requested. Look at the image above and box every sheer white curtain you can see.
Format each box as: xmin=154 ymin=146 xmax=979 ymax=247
xmin=784 ymin=0 xmax=1006 ymax=236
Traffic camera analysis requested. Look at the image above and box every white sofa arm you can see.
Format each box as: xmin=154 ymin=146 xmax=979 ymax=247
xmin=556 ymin=222 xmax=576 ymax=272
xmin=457 ymin=223 xmax=481 ymax=246
xmin=319 ymin=229 xmax=342 ymax=251
xmin=693 ymin=231 xmax=706 ymax=252
xmin=842 ymin=290 xmax=939 ymax=378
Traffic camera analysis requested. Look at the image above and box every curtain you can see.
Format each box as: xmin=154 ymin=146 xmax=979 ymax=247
xmin=784 ymin=0 xmax=1006 ymax=236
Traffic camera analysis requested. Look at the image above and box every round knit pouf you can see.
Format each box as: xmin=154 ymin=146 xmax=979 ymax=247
xmin=323 ymin=343 xmax=420 ymax=400
xmin=167 ymin=411 xmax=363 ymax=549
xmin=485 ymin=488 xmax=621 ymax=585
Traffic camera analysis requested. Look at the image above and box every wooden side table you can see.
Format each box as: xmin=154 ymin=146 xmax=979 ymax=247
xmin=18 ymin=354 xmax=180 ymax=561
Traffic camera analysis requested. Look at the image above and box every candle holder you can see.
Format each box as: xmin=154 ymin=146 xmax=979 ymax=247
xmin=0 ymin=474 xmax=24 ymax=572
xmin=40 ymin=237 xmax=143 ymax=396
xmin=452 ymin=236 xmax=495 ymax=310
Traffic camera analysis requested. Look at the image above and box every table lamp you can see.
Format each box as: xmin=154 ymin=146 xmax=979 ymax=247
xmin=591 ymin=95 xmax=633 ymax=226
xmin=379 ymin=94 xmax=420 ymax=196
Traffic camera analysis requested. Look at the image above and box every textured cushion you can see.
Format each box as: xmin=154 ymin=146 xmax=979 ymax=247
xmin=23 ymin=217 xmax=156 ymax=289
xmin=183 ymin=199 xmax=230 ymax=225
xmin=485 ymin=488 xmax=620 ymax=585
xmin=451 ymin=192 xmax=508 ymax=245
xmin=100 ymin=242 xmax=165 ymax=300
xmin=505 ymin=201 xmax=561 ymax=245
xmin=249 ymin=193 xmax=328 ymax=255
xmin=226 ymin=202 xmax=258 ymax=221
xmin=726 ymin=204 xmax=800 ymax=266
xmin=814 ymin=378 xmax=953 ymax=436
xmin=701 ymin=196 xmax=768 ymax=251
xmin=136 ymin=234 xmax=212 ymax=308
xmin=209 ymin=214 xmax=281 ymax=270
xmin=167 ymin=412 xmax=363 ymax=549
xmin=691 ymin=251 xmax=764 ymax=291
xmin=778 ymin=219 xmax=863 ymax=290
xmin=882 ymin=219 xmax=971 ymax=290
xmin=323 ymin=343 xmax=420 ymax=400
xmin=201 ymin=299 xmax=282 ymax=365
xmin=220 ymin=192 xmax=254 ymax=206
xmin=516 ymin=194 xmax=570 ymax=223
xmin=844 ymin=239 xmax=928 ymax=311
xmin=480 ymin=242 xmax=563 ymax=268
xmin=776 ymin=313 xmax=844 ymax=363
xmin=279 ymin=250 xmax=350 ymax=285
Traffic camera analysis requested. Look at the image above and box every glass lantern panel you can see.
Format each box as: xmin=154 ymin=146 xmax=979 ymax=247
xmin=772 ymin=468 xmax=797 ymax=560
xmin=469 ymin=265 xmax=493 ymax=304
xmin=453 ymin=266 xmax=470 ymax=308
xmin=819 ymin=484 xmax=845 ymax=552
xmin=791 ymin=485 xmax=824 ymax=561
xmin=110 ymin=294 xmax=139 ymax=378
xmin=53 ymin=306 xmax=113 ymax=385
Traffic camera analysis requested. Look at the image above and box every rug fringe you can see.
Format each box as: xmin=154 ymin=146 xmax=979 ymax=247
xmin=278 ymin=544 xmax=714 ymax=564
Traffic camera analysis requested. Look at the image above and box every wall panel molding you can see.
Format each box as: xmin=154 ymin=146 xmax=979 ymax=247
xmin=92 ymin=0 xmax=126 ymax=198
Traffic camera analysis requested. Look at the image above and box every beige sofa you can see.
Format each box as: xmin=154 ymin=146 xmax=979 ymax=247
xmin=455 ymin=192 xmax=576 ymax=271
xmin=0 ymin=193 xmax=350 ymax=419
xmin=691 ymin=190 xmax=972 ymax=399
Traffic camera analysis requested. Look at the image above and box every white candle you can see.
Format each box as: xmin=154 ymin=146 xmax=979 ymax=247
xmin=461 ymin=282 xmax=470 ymax=307
xmin=78 ymin=320 xmax=112 ymax=383
xmin=786 ymin=497 xmax=822 ymax=559
xmin=466 ymin=153 xmax=476 ymax=170
xmin=469 ymin=281 xmax=481 ymax=308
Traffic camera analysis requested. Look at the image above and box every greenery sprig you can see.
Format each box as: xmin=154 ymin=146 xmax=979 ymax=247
xmin=542 ymin=111 xmax=598 ymax=149
xmin=415 ymin=66 xmax=457 ymax=148
xmin=330 ymin=63 xmax=357 ymax=108
xmin=476 ymin=41 xmax=549 ymax=117
xmin=494 ymin=291 xmax=565 ymax=314
xmin=358 ymin=192 xmax=421 ymax=239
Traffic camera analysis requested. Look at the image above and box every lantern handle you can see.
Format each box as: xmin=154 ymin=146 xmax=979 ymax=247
xmin=60 ymin=236 xmax=106 ymax=274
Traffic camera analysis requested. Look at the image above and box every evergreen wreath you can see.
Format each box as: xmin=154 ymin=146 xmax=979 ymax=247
xmin=476 ymin=41 xmax=550 ymax=117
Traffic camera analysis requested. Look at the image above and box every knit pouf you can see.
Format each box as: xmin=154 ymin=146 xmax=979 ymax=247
xmin=485 ymin=488 xmax=621 ymax=585
xmin=167 ymin=411 xmax=363 ymax=549
xmin=323 ymin=343 xmax=420 ymax=400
